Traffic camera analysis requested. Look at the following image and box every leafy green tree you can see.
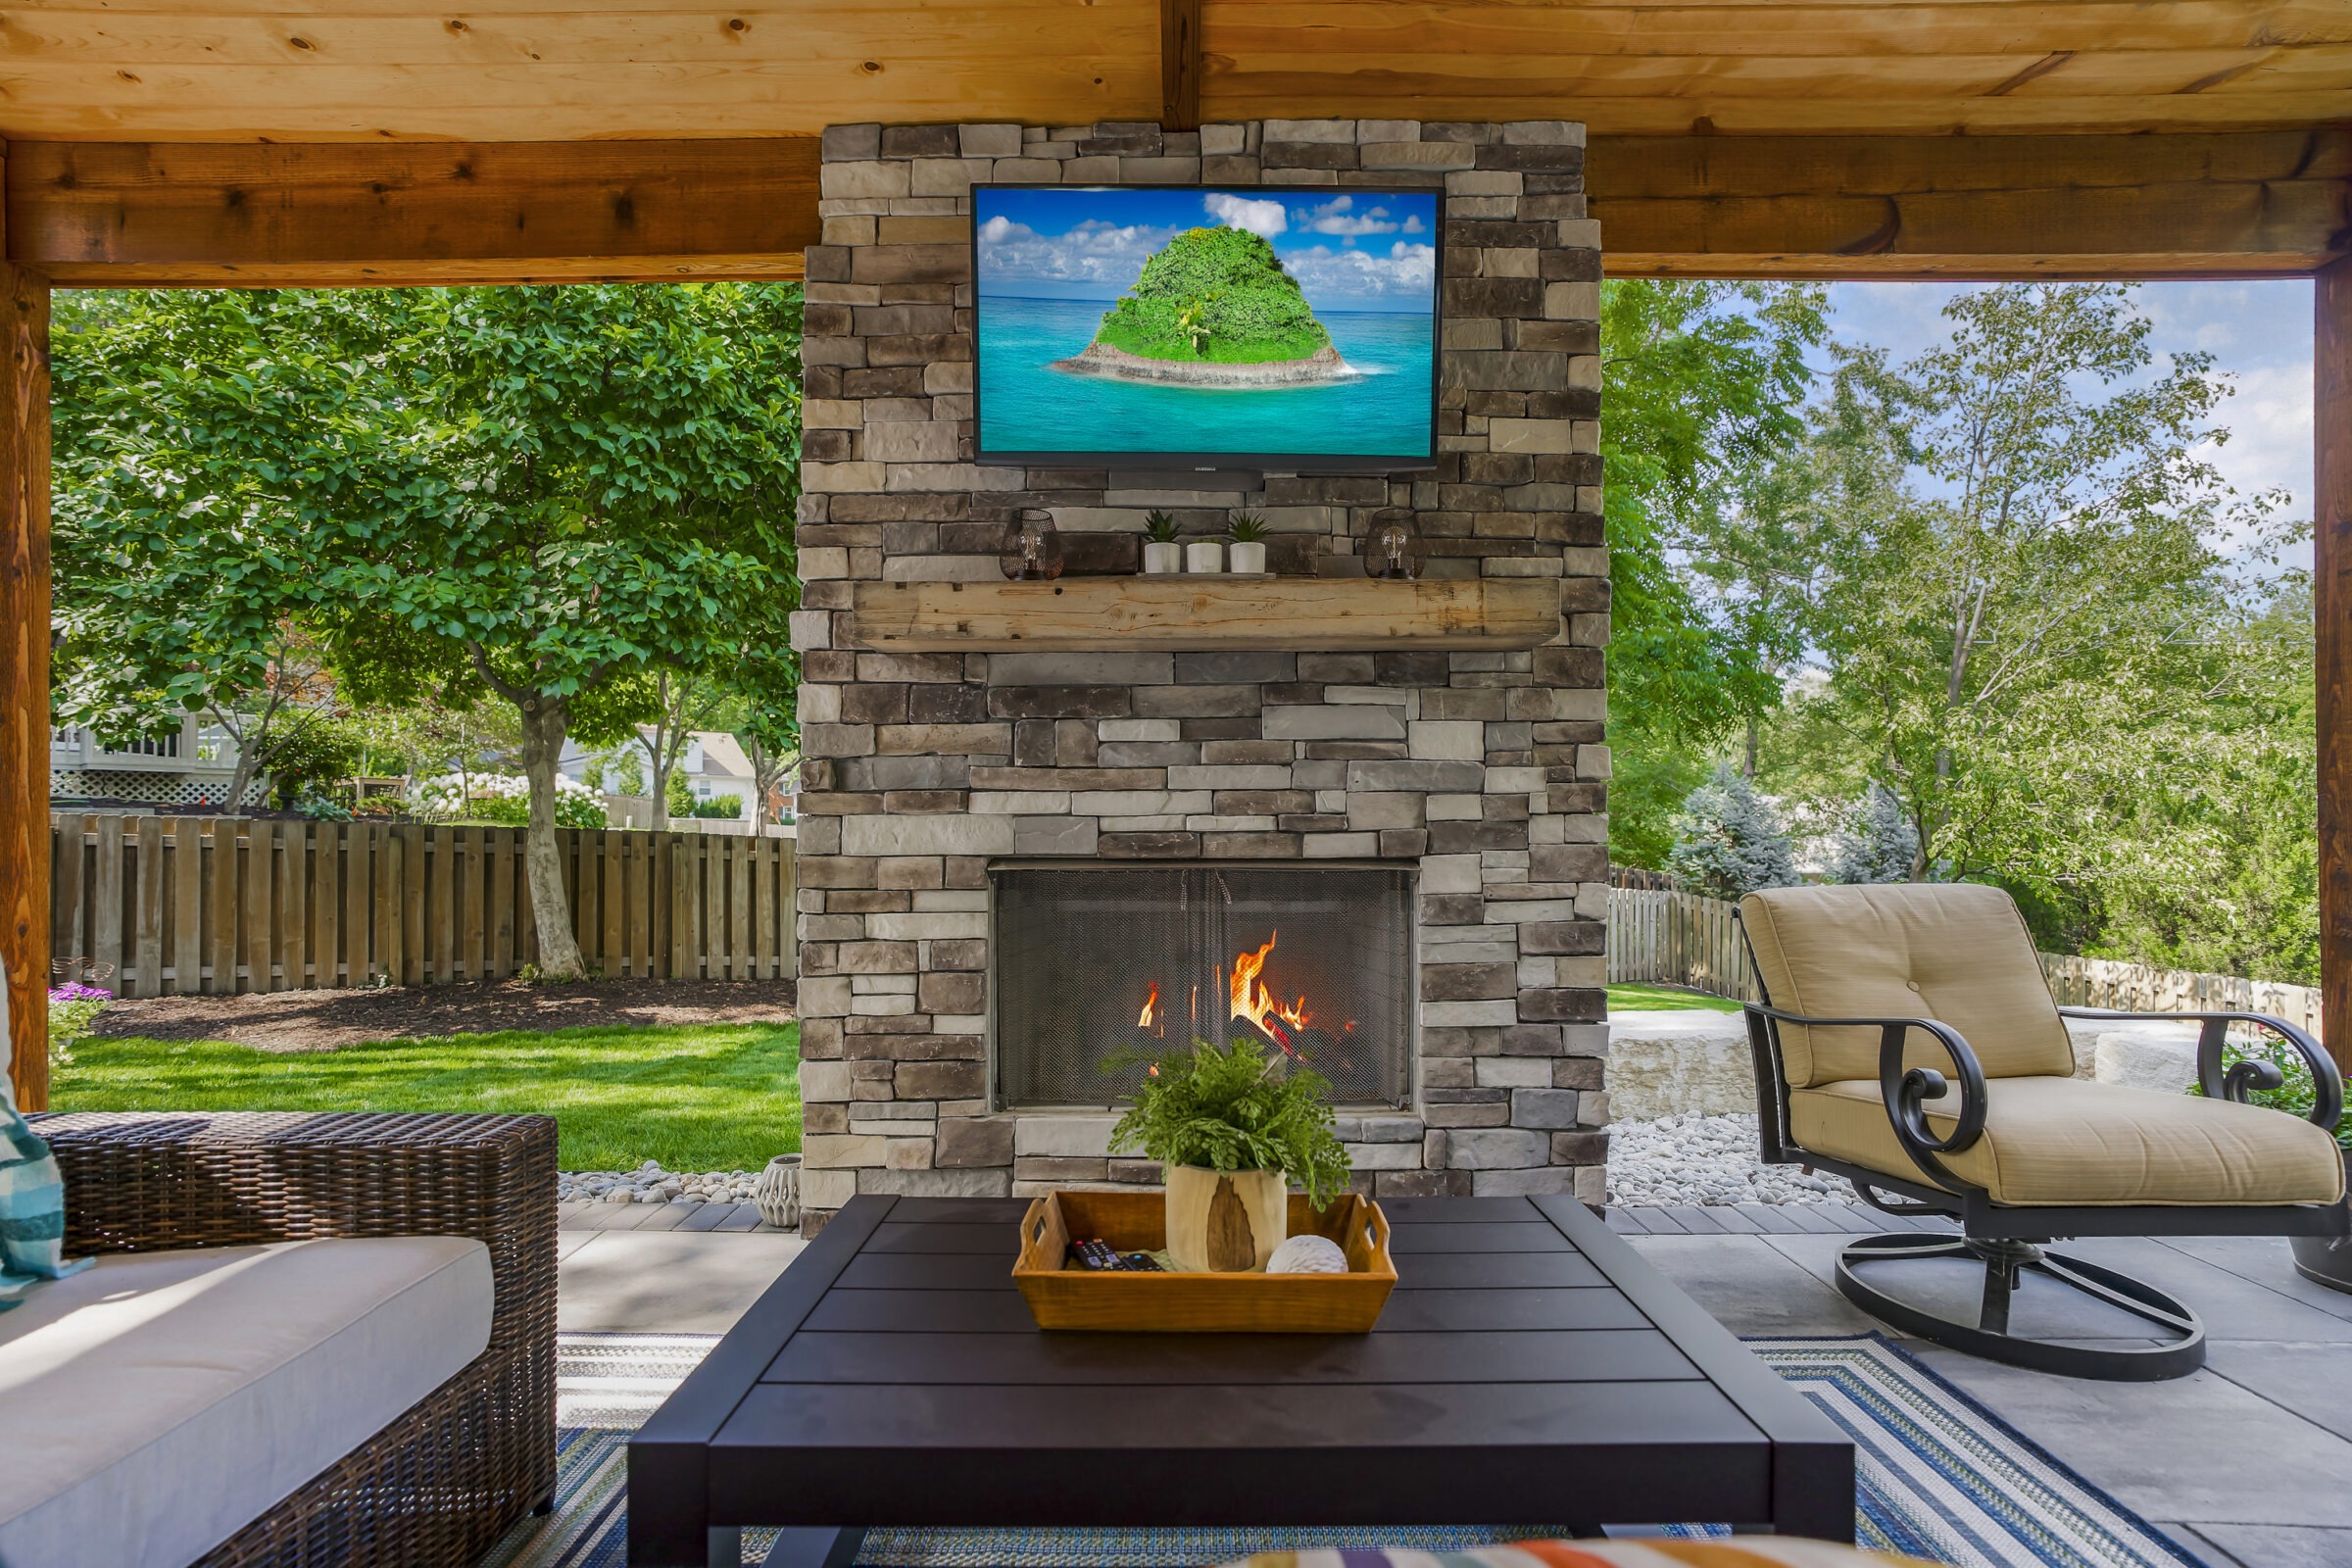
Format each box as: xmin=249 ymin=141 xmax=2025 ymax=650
xmin=1766 ymin=284 xmax=2264 ymax=897
xmin=1599 ymin=279 xmax=1827 ymax=863
xmin=1666 ymin=764 xmax=1801 ymax=898
xmin=53 ymin=282 xmax=803 ymax=979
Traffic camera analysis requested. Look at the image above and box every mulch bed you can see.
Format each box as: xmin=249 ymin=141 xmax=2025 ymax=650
xmin=91 ymin=978 xmax=799 ymax=1053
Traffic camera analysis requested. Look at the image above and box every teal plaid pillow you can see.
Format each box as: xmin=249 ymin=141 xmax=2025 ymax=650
xmin=0 ymin=973 xmax=91 ymax=1310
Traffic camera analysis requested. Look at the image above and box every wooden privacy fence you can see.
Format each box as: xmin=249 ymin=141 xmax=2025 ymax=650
xmin=1606 ymin=887 xmax=1761 ymax=1003
xmin=1606 ymin=884 xmax=2325 ymax=1036
xmin=50 ymin=812 xmax=796 ymax=997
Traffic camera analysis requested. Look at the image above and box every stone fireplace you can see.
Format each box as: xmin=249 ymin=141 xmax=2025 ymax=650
xmin=791 ymin=116 xmax=1610 ymax=1232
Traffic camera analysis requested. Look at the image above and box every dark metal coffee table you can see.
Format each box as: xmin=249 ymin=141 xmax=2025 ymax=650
xmin=629 ymin=1193 xmax=1853 ymax=1567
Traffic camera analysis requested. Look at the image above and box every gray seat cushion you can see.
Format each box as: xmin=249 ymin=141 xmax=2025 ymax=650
xmin=0 ymin=1236 xmax=493 ymax=1568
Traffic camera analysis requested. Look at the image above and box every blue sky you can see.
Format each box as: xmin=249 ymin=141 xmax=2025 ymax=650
xmin=1825 ymin=280 xmax=2314 ymax=569
xmin=974 ymin=186 xmax=1440 ymax=312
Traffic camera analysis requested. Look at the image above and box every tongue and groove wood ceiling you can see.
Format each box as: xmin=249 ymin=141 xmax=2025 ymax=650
xmin=4 ymin=0 xmax=2346 ymax=143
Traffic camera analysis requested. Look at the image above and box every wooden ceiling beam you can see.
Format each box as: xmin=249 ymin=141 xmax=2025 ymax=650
xmin=1591 ymin=130 xmax=2352 ymax=278
xmin=6 ymin=138 xmax=820 ymax=287
xmin=10 ymin=129 xmax=2350 ymax=287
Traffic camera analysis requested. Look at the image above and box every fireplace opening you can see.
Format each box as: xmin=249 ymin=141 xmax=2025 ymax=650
xmin=990 ymin=863 xmax=1416 ymax=1111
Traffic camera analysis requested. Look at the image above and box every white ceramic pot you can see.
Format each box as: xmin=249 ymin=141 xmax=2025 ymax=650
xmin=1227 ymin=541 xmax=1267 ymax=575
xmin=1163 ymin=1163 xmax=1287 ymax=1272
xmin=1142 ymin=540 xmax=1184 ymax=574
xmin=1185 ymin=539 xmax=1226 ymax=574
xmin=753 ymin=1153 xmax=801 ymax=1230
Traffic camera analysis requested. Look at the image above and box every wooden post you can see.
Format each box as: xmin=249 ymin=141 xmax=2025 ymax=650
xmin=0 ymin=261 xmax=48 ymax=1109
xmin=2319 ymin=256 xmax=2352 ymax=1077
xmin=1160 ymin=0 xmax=1201 ymax=133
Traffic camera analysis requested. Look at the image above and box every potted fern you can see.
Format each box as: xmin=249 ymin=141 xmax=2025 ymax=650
xmin=1226 ymin=512 xmax=1270 ymax=575
xmin=1109 ymin=1036 xmax=1351 ymax=1273
xmin=1141 ymin=511 xmax=1184 ymax=575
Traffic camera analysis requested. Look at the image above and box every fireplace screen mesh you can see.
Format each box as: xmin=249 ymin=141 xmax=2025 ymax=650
xmin=992 ymin=864 xmax=1415 ymax=1110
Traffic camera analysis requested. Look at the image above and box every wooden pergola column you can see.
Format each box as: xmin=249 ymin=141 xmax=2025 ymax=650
xmin=0 ymin=257 xmax=47 ymax=1110
xmin=2321 ymin=256 xmax=2352 ymax=1079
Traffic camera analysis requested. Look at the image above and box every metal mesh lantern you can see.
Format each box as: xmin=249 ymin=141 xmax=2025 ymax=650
xmin=1364 ymin=509 xmax=1425 ymax=580
xmin=999 ymin=508 xmax=1066 ymax=581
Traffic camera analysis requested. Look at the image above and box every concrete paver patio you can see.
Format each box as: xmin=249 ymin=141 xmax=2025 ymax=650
xmin=555 ymin=1202 xmax=2352 ymax=1567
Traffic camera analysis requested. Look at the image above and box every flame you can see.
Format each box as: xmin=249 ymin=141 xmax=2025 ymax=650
xmin=1230 ymin=932 xmax=1311 ymax=1054
xmin=1137 ymin=982 xmax=1159 ymax=1030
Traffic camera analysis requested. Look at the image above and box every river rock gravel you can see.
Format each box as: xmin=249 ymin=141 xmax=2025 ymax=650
xmin=1606 ymin=1112 xmax=1862 ymax=1207
xmin=560 ymin=1161 xmax=763 ymax=1206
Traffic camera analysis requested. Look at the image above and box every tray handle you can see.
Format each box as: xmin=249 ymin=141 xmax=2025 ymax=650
xmin=1349 ymin=1196 xmax=1392 ymax=1274
xmin=1016 ymin=1195 xmax=1070 ymax=1274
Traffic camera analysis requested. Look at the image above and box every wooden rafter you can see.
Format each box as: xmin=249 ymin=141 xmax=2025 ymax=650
xmin=1162 ymin=0 xmax=1203 ymax=133
xmin=7 ymin=140 xmax=821 ymax=287
xmin=1592 ymin=131 xmax=2352 ymax=278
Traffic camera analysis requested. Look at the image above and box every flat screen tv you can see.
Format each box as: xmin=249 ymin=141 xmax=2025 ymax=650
xmin=972 ymin=184 xmax=1443 ymax=472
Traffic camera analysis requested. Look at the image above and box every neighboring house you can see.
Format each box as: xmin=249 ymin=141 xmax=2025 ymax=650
xmin=558 ymin=728 xmax=758 ymax=813
xmin=49 ymin=718 xmax=259 ymax=808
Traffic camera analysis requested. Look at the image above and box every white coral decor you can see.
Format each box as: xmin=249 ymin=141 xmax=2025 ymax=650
xmin=1266 ymin=1234 xmax=1348 ymax=1274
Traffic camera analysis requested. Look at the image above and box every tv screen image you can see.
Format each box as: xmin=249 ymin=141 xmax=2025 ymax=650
xmin=972 ymin=184 xmax=1443 ymax=471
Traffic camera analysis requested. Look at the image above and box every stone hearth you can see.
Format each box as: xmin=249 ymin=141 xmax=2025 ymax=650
xmin=790 ymin=117 xmax=1610 ymax=1233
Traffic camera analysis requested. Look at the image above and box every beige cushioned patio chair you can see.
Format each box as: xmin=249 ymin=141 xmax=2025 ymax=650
xmin=1739 ymin=882 xmax=2347 ymax=1381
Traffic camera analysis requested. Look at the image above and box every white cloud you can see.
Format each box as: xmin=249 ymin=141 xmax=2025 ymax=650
xmin=1283 ymin=241 xmax=1437 ymax=302
xmin=977 ymin=217 xmax=1173 ymax=290
xmin=1304 ymin=195 xmax=1400 ymax=240
xmin=1203 ymin=192 xmax=1288 ymax=237
xmin=1401 ymin=213 xmax=1426 ymax=234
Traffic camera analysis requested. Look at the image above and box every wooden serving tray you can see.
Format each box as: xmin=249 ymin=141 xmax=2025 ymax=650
xmin=1013 ymin=1189 xmax=1396 ymax=1333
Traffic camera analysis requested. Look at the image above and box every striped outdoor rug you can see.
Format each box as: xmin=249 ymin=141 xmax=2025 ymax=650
xmin=473 ymin=1333 xmax=2203 ymax=1568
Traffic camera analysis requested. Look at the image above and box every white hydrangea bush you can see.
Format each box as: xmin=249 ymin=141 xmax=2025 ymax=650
xmin=413 ymin=771 xmax=607 ymax=829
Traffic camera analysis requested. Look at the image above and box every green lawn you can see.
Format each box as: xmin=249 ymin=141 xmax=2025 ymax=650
xmin=54 ymin=1023 xmax=801 ymax=1173
xmin=1607 ymin=983 xmax=1743 ymax=1014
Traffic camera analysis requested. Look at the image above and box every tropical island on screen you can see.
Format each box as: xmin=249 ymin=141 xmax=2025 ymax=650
xmin=973 ymin=185 xmax=1440 ymax=462
xmin=1054 ymin=225 xmax=1350 ymax=388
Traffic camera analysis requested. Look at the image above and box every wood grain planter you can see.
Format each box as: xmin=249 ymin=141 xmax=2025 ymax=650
xmin=847 ymin=577 xmax=1562 ymax=652
xmin=1012 ymin=1189 xmax=1396 ymax=1333
xmin=2292 ymin=1152 xmax=2352 ymax=1294
xmin=1165 ymin=1163 xmax=1286 ymax=1272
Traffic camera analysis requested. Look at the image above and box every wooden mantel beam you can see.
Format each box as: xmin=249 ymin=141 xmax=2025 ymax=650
xmin=7 ymin=139 xmax=820 ymax=288
xmin=1592 ymin=131 xmax=2352 ymax=279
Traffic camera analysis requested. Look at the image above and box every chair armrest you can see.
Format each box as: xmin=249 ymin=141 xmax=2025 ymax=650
xmin=30 ymin=1110 xmax=556 ymax=1358
xmin=2057 ymin=1006 xmax=2343 ymax=1134
xmin=1746 ymin=1003 xmax=1989 ymax=1183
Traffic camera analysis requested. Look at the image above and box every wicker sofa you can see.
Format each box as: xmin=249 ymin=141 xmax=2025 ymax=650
xmin=6 ymin=1110 xmax=557 ymax=1568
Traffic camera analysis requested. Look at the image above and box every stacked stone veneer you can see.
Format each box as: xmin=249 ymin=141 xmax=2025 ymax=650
xmin=789 ymin=118 xmax=1610 ymax=1234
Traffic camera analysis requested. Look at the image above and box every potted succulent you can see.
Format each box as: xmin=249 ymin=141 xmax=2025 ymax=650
xmin=1109 ymin=1036 xmax=1351 ymax=1273
xmin=1185 ymin=531 xmax=1226 ymax=574
xmin=1226 ymin=512 xmax=1270 ymax=575
xmin=1141 ymin=512 xmax=1184 ymax=575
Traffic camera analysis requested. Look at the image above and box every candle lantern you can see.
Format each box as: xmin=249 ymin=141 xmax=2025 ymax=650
xmin=998 ymin=508 xmax=1066 ymax=581
xmin=1364 ymin=509 xmax=1425 ymax=580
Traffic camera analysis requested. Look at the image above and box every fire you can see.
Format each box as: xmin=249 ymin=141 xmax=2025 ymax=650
xmin=1137 ymin=982 xmax=1159 ymax=1030
xmin=1230 ymin=932 xmax=1311 ymax=1053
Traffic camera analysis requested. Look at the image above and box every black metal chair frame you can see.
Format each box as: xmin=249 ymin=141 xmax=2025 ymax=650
xmin=1739 ymin=926 xmax=2349 ymax=1382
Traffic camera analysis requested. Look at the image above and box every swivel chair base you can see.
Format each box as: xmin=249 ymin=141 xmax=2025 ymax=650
xmin=1835 ymin=1233 xmax=2205 ymax=1382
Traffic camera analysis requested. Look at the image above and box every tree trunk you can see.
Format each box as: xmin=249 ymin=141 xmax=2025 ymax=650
xmin=518 ymin=696 xmax=589 ymax=980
